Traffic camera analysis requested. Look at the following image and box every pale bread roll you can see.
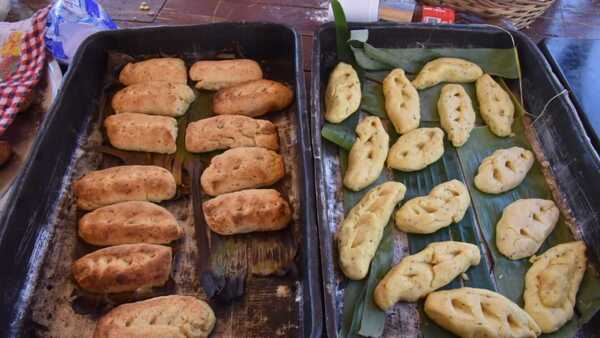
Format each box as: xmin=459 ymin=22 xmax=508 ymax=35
xmin=112 ymin=82 xmax=195 ymax=117
xmin=202 ymin=189 xmax=291 ymax=235
xmin=185 ymin=115 xmax=278 ymax=153
xmin=93 ymin=295 xmax=216 ymax=338
xmin=73 ymin=165 xmax=176 ymax=210
xmin=119 ymin=58 xmax=187 ymax=85
xmin=78 ymin=201 xmax=183 ymax=246
xmin=72 ymin=243 xmax=172 ymax=293
xmin=200 ymin=147 xmax=284 ymax=196
xmin=105 ymin=113 xmax=178 ymax=154
xmin=212 ymin=79 xmax=293 ymax=117
xmin=189 ymin=59 xmax=263 ymax=90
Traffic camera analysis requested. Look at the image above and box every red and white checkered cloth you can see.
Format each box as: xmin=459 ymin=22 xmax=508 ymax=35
xmin=0 ymin=7 xmax=50 ymax=135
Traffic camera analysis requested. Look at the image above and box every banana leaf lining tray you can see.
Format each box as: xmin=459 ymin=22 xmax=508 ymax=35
xmin=0 ymin=23 xmax=322 ymax=338
xmin=311 ymin=22 xmax=600 ymax=338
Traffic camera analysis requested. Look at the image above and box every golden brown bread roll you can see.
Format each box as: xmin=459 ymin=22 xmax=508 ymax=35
xmin=202 ymin=189 xmax=291 ymax=235
xmin=185 ymin=115 xmax=279 ymax=153
xmin=189 ymin=59 xmax=263 ymax=90
xmin=78 ymin=201 xmax=183 ymax=246
xmin=212 ymin=79 xmax=293 ymax=117
xmin=119 ymin=58 xmax=187 ymax=85
xmin=73 ymin=165 xmax=176 ymax=210
xmin=104 ymin=113 xmax=178 ymax=154
xmin=72 ymin=244 xmax=172 ymax=293
xmin=93 ymin=295 xmax=216 ymax=338
xmin=111 ymin=82 xmax=195 ymax=117
xmin=200 ymin=147 xmax=284 ymax=196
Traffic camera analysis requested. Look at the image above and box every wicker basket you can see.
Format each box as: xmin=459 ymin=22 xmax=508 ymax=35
xmin=422 ymin=0 xmax=556 ymax=29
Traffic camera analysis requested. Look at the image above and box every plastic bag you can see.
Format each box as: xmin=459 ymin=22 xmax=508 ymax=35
xmin=45 ymin=0 xmax=117 ymax=64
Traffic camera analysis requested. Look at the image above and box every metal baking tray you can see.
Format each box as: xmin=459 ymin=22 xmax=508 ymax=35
xmin=311 ymin=22 xmax=600 ymax=338
xmin=0 ymin=23 xmax=321 ymax=338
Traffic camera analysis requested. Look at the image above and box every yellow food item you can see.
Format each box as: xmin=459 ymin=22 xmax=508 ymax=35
xmin=395 ymin=180 xmax=470 ymax=234
xmin=412 ymin=57 xmax=483 ymax=90
xmin=104 ymin=113 xmax=178 ymax=154
xmin=383 ymin=68 xmax=420 ymax=134
xmin=524 ymin=241 xmax=587 ymax=333
xmin=387 ymin=127 xmax=445 ymax=172
xmin=337 ymin=182 xmax=406 ymax=280
xmin=212 ymin=79 xmax=293 ymax=117
xmin=343 ymin=116 xmax=389 ymax=191
xmin=425 ymin=287 xmax=541 ymax=338
xmin=324 ymin=62 xmax=361 ymax=123
xmin=496 ymin=199 xmax=559 ymax=260
xmin=476 ymin=74 xmax=515 ymax=137
xmin=438 ymin=84 xmax=476 ymax=147
xmin=119 ymin=58 xmax=187 ymax=85
xmin=374 ymin=241 xmax=480 ymax=310
xmin=474 ymin=147 xmax=534 ymax=194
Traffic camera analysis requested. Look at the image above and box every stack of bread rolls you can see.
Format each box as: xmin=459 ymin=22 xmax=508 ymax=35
xmin=186 ymin=58 xmax=294 ymax=236
xmin=72 ymin=58 xmax=217 ymax=338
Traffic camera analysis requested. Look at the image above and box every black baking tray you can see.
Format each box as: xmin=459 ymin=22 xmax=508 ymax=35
xmin=0 ymin=23 xmax=322 ymax=338
xmin=311 ymin=22 xmax=600 ymax=338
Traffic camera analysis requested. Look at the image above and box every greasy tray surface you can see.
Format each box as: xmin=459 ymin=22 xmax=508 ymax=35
xmin=0 ymin=23 xmax=321 ymax=338
xmin=311 ymin=23 xmax=600 ymax=338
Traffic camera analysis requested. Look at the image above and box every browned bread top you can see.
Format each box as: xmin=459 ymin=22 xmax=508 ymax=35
xmin=212 ymin=79 xmax=294 ymax=117
xmin=185 ymin=115 xmax=279 ymax=153
xmin=78 ymin=201 xmax=183 ymax=246
xmin=119 ymin=58 xmax=187 ymax=85
xmin=189 ymin=59 xmax=263 ymax=90
xmin=202 ymin=189 xmax=291 ymax=235
xmin=111 ymin=81 xmax=195 ymax=117
xmin=72 ymin=243 xmax=172 ymax=293
xmin=93 ymin=295 xmax=216 ymax=338
xmin=200 ymin=147 xmax=285 ymax=196
xmin=73 ymin=165 xmax=176 ymax=210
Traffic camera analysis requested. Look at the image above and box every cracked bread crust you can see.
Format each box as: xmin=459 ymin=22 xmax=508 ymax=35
xmin=73 ymin=165 xmax=177 ymax=210
xmin=93 ymin=295 xmax=215 ymax=338
xmin=72 ymin=244 xmax=172 ymax=293
xmin=119 ymin=58 xmax=187 ymax=85
xmin=202 ymin=189 xmax=291 ymax=235
xmin=185 ymin=115 xmax=279 ymax=153
xmin=212 ymin=79 xmax=294 ymax=117
xmin=200 ymin=147 xmax=284 ymax=196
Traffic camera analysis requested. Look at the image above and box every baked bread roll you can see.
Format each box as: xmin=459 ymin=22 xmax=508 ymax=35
xmin=78 ymin=201 xmax=183 ymax=246
xmin=119 ymin=58 xmax=187 ymax=85
xmin=383 ymin=68 xmax=420 ymax=134
xmin=200 ymin=147 xmax=284 ymax=196
xmin=387 ymin=127 xmax=445 ymax=172
xmin=337 ymin=182 xmax=406 ymax=280
xmin=324 ymin=62 xmax=361 ymax=123
xmin=72 ymin=244 xmax=172 ymax=293
xmin=425 ymin=287 xmax=541 ymax=338
xmin=395 ymin=180 xmax=470 ymax=234
xmin=474 ymin=146 xmax=534 ymax=194
xmin=496 ymin=199 xmax=559 ymax=260
xmin=412 ymin=57 xmax=483 ymax=90
xmin=93 ymin=295 xmax=216 ymax=338
xmin=213 ymin=79 xmax=293 ymax=117
xmin=524 ymin=241 xmax=587 ymax=333
xmin=343 ymin=116 xmax=389 ymax=191
xmin=185 ymin=115 xmax=278 ymax=153
xmin=73 ymin=165 xmax=176 ymax=210
xmin=202 ymin=189 xmax=291 ymax=235
xmin=438 ymin=84 xmax=476 ymax=147
xmin=189 ymin=59 xmax=263 ymax=90
xmin=476 ymin=74 xmax=515 ymax=137
xmin=374 ymin=241 xmax=480 ymax=309
xmin=105 ymin=113 xmax=178 ymax=154
xmin=112 ymin=82 xmax=195 ymax=117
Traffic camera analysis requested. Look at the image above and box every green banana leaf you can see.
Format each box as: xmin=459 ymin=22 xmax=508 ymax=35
xmin=353 ymin=42 xmax=520 ymax=79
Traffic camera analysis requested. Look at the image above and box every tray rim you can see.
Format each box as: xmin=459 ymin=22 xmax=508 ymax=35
xmin=310 ymin=21 xmax=600 ymax=338
xmin=0 ymin=22 xmax=322 ymax=338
